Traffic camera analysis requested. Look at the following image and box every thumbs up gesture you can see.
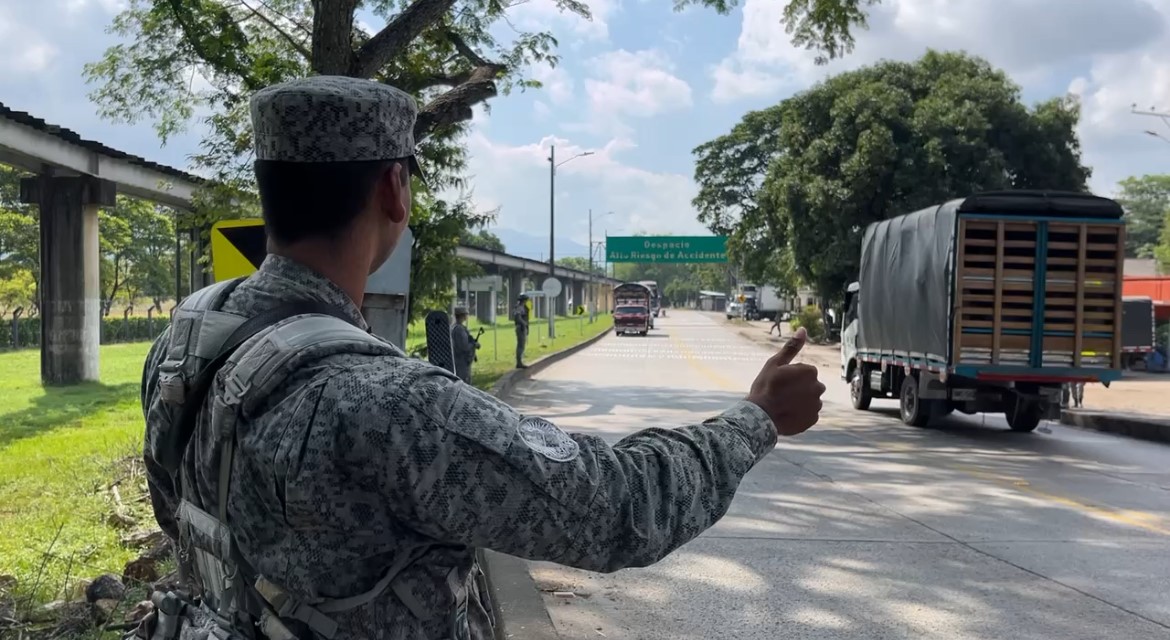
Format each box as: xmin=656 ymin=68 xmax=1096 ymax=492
xmin=745 ymin=327 xmax=826 ymax=436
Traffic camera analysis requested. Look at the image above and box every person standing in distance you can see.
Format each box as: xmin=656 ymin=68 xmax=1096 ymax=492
xmin=141 ymin=75 xmax=825 ymax=640
xmin=451 ymin=306 xmax=478 ymax=384
xmin=513 ymin=293 xmax=530 ymax=369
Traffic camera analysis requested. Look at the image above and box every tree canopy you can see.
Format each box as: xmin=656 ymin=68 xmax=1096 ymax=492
xmin=1114 ymin=174 xmax=1170 ymax=258
xmin=78 ymin=0 xmax=882 ymax=319
xmin=692 ymin=50 xmax=1091 ymax=300
xmin=461 ymin=228 xmax=505 ymax=252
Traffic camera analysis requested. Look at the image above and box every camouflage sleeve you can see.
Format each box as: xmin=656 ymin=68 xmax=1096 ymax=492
xmin=339 ymin=363 xmax=777 ymax=573
xmin=140 ymin=327 xmax=181 ymax=539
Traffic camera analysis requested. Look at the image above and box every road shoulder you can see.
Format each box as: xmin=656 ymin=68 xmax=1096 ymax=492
xmin=480 ymin=325 xmax=614 ymax=639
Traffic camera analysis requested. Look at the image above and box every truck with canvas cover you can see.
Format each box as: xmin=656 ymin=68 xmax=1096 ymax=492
xmin=1121 ymin=296 xmax=1156 ymax=368
xmin=614 ymin=282 xmax=653 ymax=336
xmin=637 ymin=280 xmax=661 ymax=323
xmin=840 ymin=190 xmax=1126 ymax=432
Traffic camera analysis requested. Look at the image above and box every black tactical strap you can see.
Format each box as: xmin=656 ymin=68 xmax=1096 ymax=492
xmin=173 ymin=301 xmax=361 ymax=469
xmin=173 ymin=300 xmax=361 ymax=640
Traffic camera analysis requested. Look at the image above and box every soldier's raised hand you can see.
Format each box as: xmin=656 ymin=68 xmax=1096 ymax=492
xmin=745 ymin=327 xmax=825 ymax=436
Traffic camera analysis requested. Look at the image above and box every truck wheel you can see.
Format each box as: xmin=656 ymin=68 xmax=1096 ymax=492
xmin=850 ymin=365 xmax=872 ymax=411
xmin=899 ymin=375 xmax=932 ymax=427
xmin=1005 ymin=402 xmax=1042 ymax=432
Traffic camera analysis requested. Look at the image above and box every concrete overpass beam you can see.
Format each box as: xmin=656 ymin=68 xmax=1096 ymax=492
xmin=21 ymin=175 xmax=115 ymax=385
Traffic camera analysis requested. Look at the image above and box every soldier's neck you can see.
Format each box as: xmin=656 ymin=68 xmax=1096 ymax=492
xmin=270 ymin=243 xmax=368 ymax=310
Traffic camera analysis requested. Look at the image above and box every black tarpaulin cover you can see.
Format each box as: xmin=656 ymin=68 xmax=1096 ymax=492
xmin=855 ymin=190 xmax=1124 ymax=365
xmin=857 ymin=200 xmax=959 ymax=363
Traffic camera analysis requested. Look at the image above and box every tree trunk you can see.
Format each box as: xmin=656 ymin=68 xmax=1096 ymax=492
xmin=310 ymin=0 xmax=360 ymax=74
xmin=11 ymin=307 xmax=23 ymax=350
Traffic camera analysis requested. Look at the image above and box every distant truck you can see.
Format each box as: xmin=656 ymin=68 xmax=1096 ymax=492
xmin=738 ymin=284 xmax=793 ymax=321
xmin=636 ymin=280 xmax=661 ymax=321
xmin=614 ymin=282 xmax=653 ymax=336
xmin=840 ymin=190 xmax=1127 ymax=433
xmin=1121 ymin=296 xmax=1156 ymax=369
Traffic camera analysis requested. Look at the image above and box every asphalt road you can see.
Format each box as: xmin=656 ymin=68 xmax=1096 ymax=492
xmin=505 ymin=310 xmax=1170 ymax=640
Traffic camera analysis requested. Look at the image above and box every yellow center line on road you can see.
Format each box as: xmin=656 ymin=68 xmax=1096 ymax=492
xmin=950 ymin=463 xmax=1170 ymax=537
xmin=845 ymin=432 xmax=1170 ymax=537
xmin=667 ymin=331 xmax=741 ymax=392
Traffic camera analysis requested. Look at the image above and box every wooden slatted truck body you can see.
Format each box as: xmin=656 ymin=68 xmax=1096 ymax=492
xmin=839 ymin=190 xmax=1126 ymax=432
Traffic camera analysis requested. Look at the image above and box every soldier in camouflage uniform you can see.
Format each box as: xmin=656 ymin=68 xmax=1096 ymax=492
xmin=141 ymin=75 xmax=825 ymax=640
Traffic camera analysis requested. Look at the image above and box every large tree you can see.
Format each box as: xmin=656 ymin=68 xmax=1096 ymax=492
xmin=85 ymin=1 xmax=878 ymax=172
xmin=82 ymin=1 xmax=878 ymax=318
xmin=1114 ymin=174 xmax=1170 ymax=258
xmin=693 ymin=50 xmax=1091 ymax=300
xmin=98 ymin=197 xmax=178 ymax=315
xmin=0 ymin=166 xmax=39 ymax=295
xmin=1156 ymin=210 xmax=1170 ymax=273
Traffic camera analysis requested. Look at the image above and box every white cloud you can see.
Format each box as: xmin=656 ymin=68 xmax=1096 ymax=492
xmin=505 ymin=0 xmax=620 ymax=41
xmin=711 ymin=0 xmax=1164 ymax=103
xmin=0 ymin=6 xmax=58 ymax=74
xmin=63 ymin=0 xmax=126 ymax=13
xmin=529 ymin=63 xmax=575 ymax=104
xmin=533 ymin=100 xmax=552 ymax=119
xmin=453 ymin=130 xmax=706 ymax=242
xmin=563 ymin=48 xmax=692 ymax=136
xmin=710 ymin=0 xmax=1170 ymax=196
xmin=585 ymin=49 xmax=692 ymax=119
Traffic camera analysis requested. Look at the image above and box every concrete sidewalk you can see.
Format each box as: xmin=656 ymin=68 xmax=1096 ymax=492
xmin=1060 ymin=409 xmax=1170 ymax=445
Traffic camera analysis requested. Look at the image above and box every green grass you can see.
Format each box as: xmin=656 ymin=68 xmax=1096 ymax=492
xmin=0 ymin=313 xmax=611 ymax=609
xmin=0 ymin=343 xmax=152 ymax=608
xmin=452 ymin=314 xmax=614 ymax=389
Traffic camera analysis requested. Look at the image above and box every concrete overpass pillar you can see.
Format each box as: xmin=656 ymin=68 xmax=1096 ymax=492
xmin=509 ymin=271 xmax=525 ymax=305
xmin=475 ymin=289 xmax=496 ymax=325
xmin=572 ymin=281 xmax=585 ymax=314
xmin=21 ymin=175 xmax=115 ymax=385
xmin=556 ymin=289 xmax=568 ymax=316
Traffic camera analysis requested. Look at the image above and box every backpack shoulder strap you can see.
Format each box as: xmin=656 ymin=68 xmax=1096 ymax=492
xmin=174 ymin=300 xmax=362 ymax=481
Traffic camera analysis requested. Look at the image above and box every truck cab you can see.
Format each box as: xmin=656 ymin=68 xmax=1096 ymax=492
xmin=840 ymin=281 xmax=861 ymax=382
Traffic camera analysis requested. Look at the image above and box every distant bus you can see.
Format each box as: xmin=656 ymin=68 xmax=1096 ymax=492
xmin=636 ymin=280 xmax=661 ymax=317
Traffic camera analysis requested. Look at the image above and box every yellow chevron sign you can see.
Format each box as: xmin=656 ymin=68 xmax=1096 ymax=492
xmin=210 ymin=219 xmax=268 ymax=281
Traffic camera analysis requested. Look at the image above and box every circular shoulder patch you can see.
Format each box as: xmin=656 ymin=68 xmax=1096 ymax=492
xmin=517 ymin=417 xmax=579 ymax=462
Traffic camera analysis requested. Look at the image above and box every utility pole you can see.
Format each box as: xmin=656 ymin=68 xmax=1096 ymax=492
xmin=588 ymin=209 xmax=614 ymax=323
xmin=549 ymin=145 xmax=555 ymax=338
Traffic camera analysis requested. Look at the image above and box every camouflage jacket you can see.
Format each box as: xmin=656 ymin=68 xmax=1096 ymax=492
xmin=141 ymin=255 xmax=778 ymax=640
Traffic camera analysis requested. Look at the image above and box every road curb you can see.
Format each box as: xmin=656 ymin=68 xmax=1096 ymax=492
xmin=480 ymin=323 xmax=613 ymax=640
xmin=1060 ymin=409 xmax=1170 ymax=444
xmin=489 ymin=325 xmax=613 ymax=398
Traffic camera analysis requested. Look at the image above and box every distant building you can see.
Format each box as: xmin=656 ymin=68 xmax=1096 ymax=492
xmin=698 ymin=291 xmax=727 ymax=312
xmin=1125 ymin=258 xmax=1164 ymax=277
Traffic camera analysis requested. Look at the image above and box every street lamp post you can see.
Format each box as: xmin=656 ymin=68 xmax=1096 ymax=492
xmin=1145 ymin=130 xmax=1170 ymax=144
xmin=548 ymin=145 xmax=594 ymax=338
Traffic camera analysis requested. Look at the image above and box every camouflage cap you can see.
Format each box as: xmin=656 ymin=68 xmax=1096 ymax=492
xmin=249 ymin=75 xmax=427 ymax=184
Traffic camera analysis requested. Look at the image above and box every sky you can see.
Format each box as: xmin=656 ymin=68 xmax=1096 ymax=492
xmin=2 ymin=0 xmax=1170 ymax=263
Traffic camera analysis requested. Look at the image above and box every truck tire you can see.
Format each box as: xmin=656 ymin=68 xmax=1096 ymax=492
xmin=1005 ymin=402 xmax=1042 ymax=432
xmin=899 ymin=375 xmax=932 ymax=427
xmin=849 ymin=364 xmax=872 ymax=411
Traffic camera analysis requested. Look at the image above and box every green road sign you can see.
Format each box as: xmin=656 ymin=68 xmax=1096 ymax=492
xmin=605 ymin=236 xmax=727 ymax=263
